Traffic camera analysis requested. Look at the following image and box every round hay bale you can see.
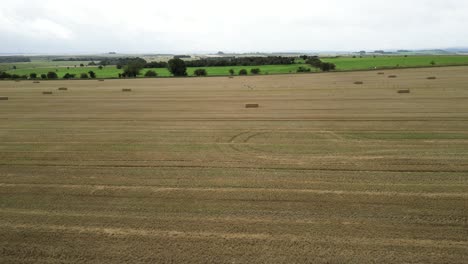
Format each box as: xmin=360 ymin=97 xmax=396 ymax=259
xmin=245 ymin=104 xmax=259 ymax=108
xmin=42 ymin=91 xmax=53 ymax=95
xmin=33 ymin=81 xmax=40 ymax=83
xmin=122 ymin=88 xmax=132 ymax=92
xmin=0 ymin=97 xmax=8 ymax=100
xmin=58 ymin=87 xmax=68 ymax=91
xmin=427 ymin=76 xmax=437 ymax=80
xmin=354 ymin=81 xmax=364 ymax=85
xmin=388 ymin=75 xmax=397 ymax=78
xmin=377 ymin=72 xmax=385 ymax=75
xmin=398 ymin=89 xmax=410 ymax=94
xmin=98 ymin=79 xmax=105 ymax=82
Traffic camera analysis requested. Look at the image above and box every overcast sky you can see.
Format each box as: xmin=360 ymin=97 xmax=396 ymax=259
xmin=1 ymin=0 xmax=468 ymax=54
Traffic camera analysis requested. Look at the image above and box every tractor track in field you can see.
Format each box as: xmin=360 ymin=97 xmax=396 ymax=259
xmin=2 ymin=183 xmax=467 ymax=198
xmin=1 ymin=222 xmax=467 ymax=250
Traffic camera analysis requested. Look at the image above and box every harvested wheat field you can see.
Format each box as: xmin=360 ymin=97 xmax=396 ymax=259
xmin=1 ymin=67 xmax=468 ymax=263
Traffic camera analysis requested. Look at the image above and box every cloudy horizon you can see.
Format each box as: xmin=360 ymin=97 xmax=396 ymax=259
xmin=1 ymin=0 xmax=468 ymax=54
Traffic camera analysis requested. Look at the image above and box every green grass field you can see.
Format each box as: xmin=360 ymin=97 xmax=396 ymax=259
xmin=0 ymin=60 xmax=91 ymax=72
xmin=3 ymin=55 xmax=468 ymax=79
xmin=322 ymin=55 xmax=468 ymax=70
xmin=4 ymin=64 xmax=312 ymax=78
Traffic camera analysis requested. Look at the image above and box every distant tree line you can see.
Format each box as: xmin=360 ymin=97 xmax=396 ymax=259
xmin=52 ymin=57 xmax=106 ymax=62
xmin=105 ymin=56 xmax=295 ymax=70
xmin=145 ymin=61 xmax=168 ymax=68
xmin=0 ymin=70 xmax=96 ymax=80
xmin=98 ymin=57 xmax=144 ymax=67
xmin=100 ymin=56 xmax=296 ymax=70
xmin=0 ymin=72 xmax=28 ymax=79
xmin=0 ymin=56 xmax=31 ymax=63
xmin=174 ymin=55 xmax=191 ymax=59
xmin=183 ymin=56 xmax=295 ymax=67
xmin=306 ymin=56 xmax=336 ymax=72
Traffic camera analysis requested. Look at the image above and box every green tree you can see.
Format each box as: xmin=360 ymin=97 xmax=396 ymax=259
xmin=306 ymin=57 xmax=322 ymax=68
xmin=29 ymin=73 xmax=37 ymax=79
xmin=194 ymin=69 xmax=207 ymax=76
xmin=297 ymin=66 xmax=311 ymax=73
xmin=0 ymin=72 xmax=12 ymax=79
xmin=239 ymin=69 xmax=248 ymax=75
xmin=144 ymin=70 xmax=158 ymax=77
xmin=250 ymin=68 xmax=261 ymax=74
xmin=63 ymin=73 xmax=76 ymax=79
xmin=47 ymin=71 xmax=58 ymax=79
xmin=88 ymin=71 xmax=96 ymax=78
xmin=167 ymin=58 xmax=187 ymax=76
xmin=41 ymin=74 xmax=47 ymax=79
xmin=80 ymin=73 xmax=89 ymax=79
xmin=98 ymin=65 xmax=103 ymax=70
xmin=123 ymin=58 xmax=146 ymax=77
xmin=320 ymin=62 xmax=336 ymax=71
xmin=229 ymin=69 xmax=235 ymax=75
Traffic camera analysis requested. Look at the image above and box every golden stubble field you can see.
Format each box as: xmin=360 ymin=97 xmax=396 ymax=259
xmin=1 ymin=67 xmax=467 ymax=263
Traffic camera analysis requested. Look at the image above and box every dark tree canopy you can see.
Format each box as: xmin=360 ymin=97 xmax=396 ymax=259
xmin=47 ymin=71 xmax=58 ymax=79
xmin=122 ymin=58 xmax=146 ymax=78
xmin=0 ymin=72 xmax=12 ymax=79
xmin=80 ymin=73 xmax=89 ymax=79
xmin=297 ymin=66 xmax=311 ymax=73
xmin=250 ymin=68 xmax=261 ymax=74
xmin=306 ymin=57 xmax=336 ymax=72
xmin=63 ymin=73 xmax=76 ymax=79
xmin=306 ymin=57 xmax=322 ymax=68
xmin=53 ymin=57 xmax=105 ymax=62
xmin=144 ymin=70 xmax=158 ymax=77
xmin=0 ymin=56 xmax=31 ymax=63
xmin=88 ymin=71 xmax=96 ymax=78
xmin=100 ymin=57 xmax=147 ymax=68
xmin=194 ymin=69 xmax=207 ymax=76
xmin=185 ymin=56 xmax=294 ymax=68
xmin=29 ymin=73 xmax=37 ymax=79
xmin=320 ymin=62 xmax=336 ymax=71
xmin=145 ymin=61 xmax=168 ymax=68
xmin=167 ymin=58 xmax=187 ymax=76
xmin=239 ymin=69 xmax=248 ymax=75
